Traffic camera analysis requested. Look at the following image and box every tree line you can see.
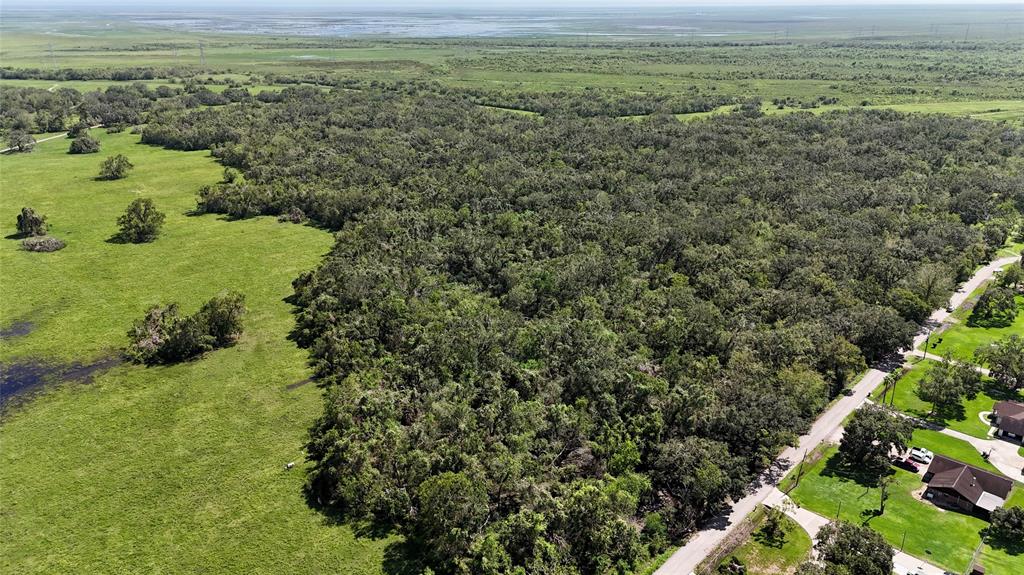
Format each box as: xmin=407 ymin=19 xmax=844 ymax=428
xmin=133 ymin=85 xmax=1024 ymax=573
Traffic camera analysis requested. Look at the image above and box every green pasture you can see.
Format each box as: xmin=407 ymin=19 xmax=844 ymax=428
xmin=0 ymin=132 xmax=395 ymax=574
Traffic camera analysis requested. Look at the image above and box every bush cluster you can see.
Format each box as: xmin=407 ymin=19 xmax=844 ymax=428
xmin=125 ymin=291 xmax=246 ymax=365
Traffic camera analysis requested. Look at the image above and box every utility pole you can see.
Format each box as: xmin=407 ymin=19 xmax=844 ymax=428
xmin=199 ymin=43 xmax=206 ymax=67
xmin=964 ymin=24 xmax=970 ymax=42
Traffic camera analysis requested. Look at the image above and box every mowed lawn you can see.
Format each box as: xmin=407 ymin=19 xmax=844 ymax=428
xmin=873 ymin=360 xmax=1023 ymax=439
xmin=788 ymin=446 xmax=1022 ymax=574
xmin=924 ymin=295 xmax=1024 ymax=362
xmin=720 ymin=511 xmax=811 ymax=575
xmin=0 ymin=132 xmax=396 ymax=574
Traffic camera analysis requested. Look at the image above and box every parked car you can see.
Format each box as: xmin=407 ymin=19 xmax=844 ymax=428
xmin=909 ymin=447 xmax=933 ymax=464
xmin=895 ymin=457 xmax=920 ymax=472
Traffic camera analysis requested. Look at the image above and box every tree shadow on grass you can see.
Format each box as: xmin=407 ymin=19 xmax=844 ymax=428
xmin=986 ymin=534 xmax=1024 ymax=556
xmin=820 ymin=452 xmax=893 ymax=489
xmin=301 ymin=483 xmax=422 ymax=575
xmin=752 ymin=524 xmax=788 ymax=549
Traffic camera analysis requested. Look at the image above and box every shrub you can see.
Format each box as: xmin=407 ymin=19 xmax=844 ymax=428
xmin=196 ymin=291 xmax=246 ymax=347
xmin=67 ymin=121 xmax=91 ymax=138
xmin=99 ymin=154 xmax=134 ymax=180
xmin=6 ymin=130 xmax=35 ymax=153
xmin=125 ymin=291 xmax=245 ymax=364
xmin=15 ymin=207 xmax=47 ymax=236
xmin=21 ymin=236 xmax=65 ymax=252
xmin=116 ymin=198 xmax=165 ymax=243
xmin=69 ymin=134 xmax=101 ymax=154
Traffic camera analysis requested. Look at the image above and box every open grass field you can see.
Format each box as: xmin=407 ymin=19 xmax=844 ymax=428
xmin=925 ymin=295 xmax=1024 ymax=362
xmin=873 ymin=360 xmax=1023 ymax=439
xmin=2 ymin=11 xmax=1023 ymax=126
xmin=787 ymin=446 xmax=1022 ymax=574
xmin=0 ymin=132 xmax=396 ymax=574
xmin=718 ymin=510 xmax=811 ymax=575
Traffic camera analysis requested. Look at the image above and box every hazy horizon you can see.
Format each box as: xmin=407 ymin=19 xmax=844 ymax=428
xmin=3 ymin=0 xmax=1022 ymax=10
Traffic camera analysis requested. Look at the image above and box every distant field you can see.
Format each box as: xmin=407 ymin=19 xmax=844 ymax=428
xmin=1 ymin=15 xmax=1022 ymax=114
xmin=0 ymin=131 xmax=393 ymax=574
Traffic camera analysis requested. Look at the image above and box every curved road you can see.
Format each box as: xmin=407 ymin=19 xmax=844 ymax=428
xmin=655 ymin=255 xmax=1019 ymax=575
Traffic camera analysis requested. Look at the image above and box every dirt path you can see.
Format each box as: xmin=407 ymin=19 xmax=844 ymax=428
xmin=0 ymin=124 xmax=103 ymax=154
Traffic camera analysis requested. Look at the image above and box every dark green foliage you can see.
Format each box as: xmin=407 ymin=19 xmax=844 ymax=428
xmin=977 ymin=335 xmax=1024 ymax=391
xmin=67 ymin=121 xmax=91 ymax=138
xmin=197 ymin=291 xmax=247 ymax=348
xmin=99 ymin=154 xmax=134 ymax=180
xmin=15 ymin=207 xmax=46 ymax=237
xmin=986 ymin=506 xmax=1024 ymax=552
xmin=839 ymin=404 xmax=914 ymax=472
xmin=968 ymin=286 xmax=1018 ymax=328
xmin=810 ymin=521 xmax=893 ymax=575
xmin=69 ymin=134 xmax=101 ymax=154
xmin=6 ymin=130 xmax=35 ymax=152
xmin=125 ymin=291 xmax=245 ymax=365
xmin=115 ymin=198 xmax=165 ymax=243
xmin=915 ymin=354 xmax=983 ymax=416
xmin=137 ymin=87 xmax=1022 ymax=573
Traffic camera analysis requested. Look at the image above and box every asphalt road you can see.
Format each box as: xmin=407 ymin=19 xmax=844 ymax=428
xmin=655 ymin=255 xmax=1019 ymax=575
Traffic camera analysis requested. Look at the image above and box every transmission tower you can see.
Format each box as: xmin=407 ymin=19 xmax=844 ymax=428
xmin=48 ymin=43 xmax=57 ymax=67
xmin=199 ymin=43 xmax=207 ymax=67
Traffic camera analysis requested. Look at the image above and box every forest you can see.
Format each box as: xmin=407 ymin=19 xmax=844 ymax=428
xmin=131 ymin=85 xmax=1024 ymax=573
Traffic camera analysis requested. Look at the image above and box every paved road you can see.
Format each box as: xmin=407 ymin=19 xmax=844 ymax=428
xmin=654 ymin=368 xmax=886 ymax=575
xmin=654 ymin=255 xmax=1019 ymax=575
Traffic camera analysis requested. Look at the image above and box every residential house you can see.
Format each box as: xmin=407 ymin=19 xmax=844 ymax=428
xmin=992 ymin=400 xmax=1024 ymax=441
xmin=922 ymin=455 xmax=1013 ymax=516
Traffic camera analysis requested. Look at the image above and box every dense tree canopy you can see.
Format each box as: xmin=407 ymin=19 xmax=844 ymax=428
xmin=839 ymin=404 xmax=915 ymax=472
xmin=140 ymin=86 xmax=1022 ymax=573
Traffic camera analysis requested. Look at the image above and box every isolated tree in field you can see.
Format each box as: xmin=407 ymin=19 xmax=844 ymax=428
xmin=99 ymin=154 xmax=133 ymax=180
xmin=968 ymin=286 xmax=1018 ymax=328
xmin=196 ymin=291 xmax=246 ymax=347
xmin=811 ymin=521 xmax=893 ymax=575
xmin=7 ymin=130 xmax=35 ymax=153
xmin=916 ymin=355 xmax=982 ymax=417
xmin=15 ymin=207 xmax=47 ymax=237
xmin=69 ymin=134 xmax=101 ymax=154
xmin=839 ymin=404 xmax=914 ymax=472
xmin=126 ymin=291 xmax=246 ymax=364
xmin=116 ymin=198 xmax=165 ymax=243
xmin=976 ymin=335 xmax=1024 ymax=391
